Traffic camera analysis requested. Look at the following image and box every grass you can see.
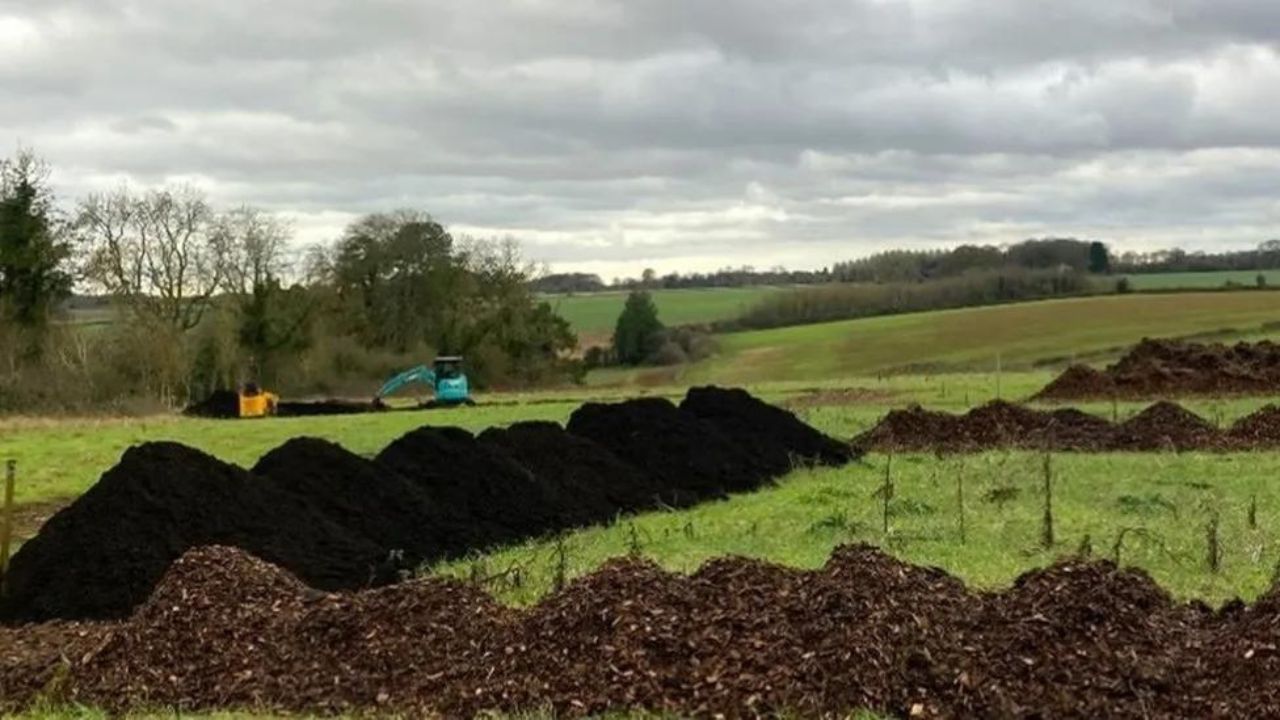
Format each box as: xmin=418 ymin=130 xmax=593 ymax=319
xmin=594 ymin=291 xmax=1280 ymax=386
xmin=0 ymin=402 xmax=572 ymax=510
xmin=433 ymin=446 xmax=1280 ymax=608
xmin=542 ymin=286 xmax=779 ymax=341
xmin=1125 ymin=270 xmax=1280 ymax=290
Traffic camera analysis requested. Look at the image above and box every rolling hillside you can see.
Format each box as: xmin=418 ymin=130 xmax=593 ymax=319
xmin=596 ymin=291 xmax=1280 ymax=386
xmin=542 ymin=286 xmax=779 ymax=343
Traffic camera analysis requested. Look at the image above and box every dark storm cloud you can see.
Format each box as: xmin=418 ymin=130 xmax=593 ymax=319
xmin=1 ymin=0 xmax=1278 ymax=276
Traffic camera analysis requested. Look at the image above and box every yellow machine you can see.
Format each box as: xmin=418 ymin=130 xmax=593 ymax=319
xmin=238 ymin=383 xmax=279 ymax=418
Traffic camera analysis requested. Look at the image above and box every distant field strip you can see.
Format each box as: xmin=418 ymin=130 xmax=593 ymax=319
xmin=1126 ymin=271 xmax=1280 ymax=290
xmin=668 ymin=292 xmax=1280 ymax=384
xmin=542 ymin=286 xmax=779 ymax=338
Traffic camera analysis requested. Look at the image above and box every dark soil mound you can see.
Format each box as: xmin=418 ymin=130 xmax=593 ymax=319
xmin=852 ymin=404 xmax=962 ymax=452
xmin=276 ymin=399 xmax=380 ymax=416
xmin=1114 ymin=400 xmax=1223 ymax=451
xmin=1046 ymin=407 xmax=1117 ymax=450
xmin=478 ymin=421 xmax=664 ymax=524
xmin=253 ymin=437 xmax=452 ymax=561
xmin=567 ymin=397 xmax=767 ymax=506
xmin=1034 ymin=363 xmax=1115 ymax=400
xmin=1036 ymin=338 xmax=1280 ymax=400
xmin=962 ymin=400 xmax=1053 ymax=446
xmin=0 ymin=443 xmax=390 ymax=623
xmin=375 ymin=426 xmax=559 ymax=548
xmin=182 ymin=389 xmax=240 ymax=418
xmin=1228 ymin=405 xmax=1280 ymax=447
xmin=679 ymin=385 xmax=857 ymax=473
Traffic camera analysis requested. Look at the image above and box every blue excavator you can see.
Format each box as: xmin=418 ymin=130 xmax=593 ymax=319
xmin=375 ymin=356 xmax=475 ymax=408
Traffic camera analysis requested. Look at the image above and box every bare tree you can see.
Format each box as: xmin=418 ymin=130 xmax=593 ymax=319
xmin=78 ymin=185 xmax=223 ymax=331
xmin=213 ymin=205 xmax=293 ymax=295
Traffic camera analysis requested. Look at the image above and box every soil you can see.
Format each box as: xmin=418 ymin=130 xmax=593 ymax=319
xmin=252 ymin=437 xmax=454 ymax=562
xmin=0 ymin=442 xmax=394 ymax=623
xmin=856 ymin=399 xmax=1243 ymax=453
xmin=275 ymin=399 xmax=382 ymax=416
xmin=181 ymin=389 xmax=240 ymax=418
xmin=375 ymin=426 xmax=561 ymax=549
xmin=1036 ymin=337 xmax=1280 ymax=400
xmin=1112 ymin=400 xmax=1223 ymax=451
xmin=680 ymin=385 xmax=858 ymax=475
xmin=7 ymin=543 xmax=1280 ymax=717
xmin=0 ymin=388 xmax=858 ymax=623
xmin=566 ymin=396 xmax=768 ymax=506
xmin=1227 ymin=404 xmax=1280 ymax=446
xmin=783 ymin=387 xmax=900 ymax=409
xmin=478 ymin=421 xmax=666 ymax=524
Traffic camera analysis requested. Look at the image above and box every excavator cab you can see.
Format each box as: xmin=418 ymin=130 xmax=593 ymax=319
xmin=374 ymin=356 xmax=474 ymax=408
xmin=430 ymin=356 xmax=471 ymax=406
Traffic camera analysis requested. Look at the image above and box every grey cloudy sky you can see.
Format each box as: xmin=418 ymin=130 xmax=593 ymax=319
xmin=3 ymin=1 xmax=1279 ymax=279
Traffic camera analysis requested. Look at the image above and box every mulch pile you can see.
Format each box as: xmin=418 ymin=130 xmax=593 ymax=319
xmin=1036 ymin=337 xmax=1280 ymax=400
xmin=857 ymin=399 xmax=1280 ymax=453
xmin=0 ymin=386 xmax=855 ymax=623
xmin=7 ymin=543 xmax=1280 ymax=717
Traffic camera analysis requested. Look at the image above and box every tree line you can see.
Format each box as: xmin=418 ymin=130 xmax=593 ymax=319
xmin=534 ymin=237 xmax=1280 ymax=294
xmin=0 ymin=149 xmax=577 ymax=412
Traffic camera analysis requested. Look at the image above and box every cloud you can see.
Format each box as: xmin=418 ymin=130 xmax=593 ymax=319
xmin=3 ymin=0 xmax=1278 ymax=278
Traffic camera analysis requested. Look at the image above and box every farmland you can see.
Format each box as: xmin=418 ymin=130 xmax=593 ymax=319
xmin=592 ymin=290 xmax=1280 ymax=387
xmin=1124 ymin=270 xmax=1280 ymax=289
xmin=542 ymin=286 xmax=779 ymax=341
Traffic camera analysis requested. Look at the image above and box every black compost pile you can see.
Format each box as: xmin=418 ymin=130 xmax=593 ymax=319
xmin=275 ymin=400 xmax=381 ymax=416
xmin=1 ymin=386 xmax=857 ymax=623
xmin=479 ymin=421 xmax=666 ymax=525
xmin=0 ymin=442 xmax=391 ymax=623
xmin=567 ymin=397 xmax=768 ymax=506
xmin=680 ymin=385 xmax=855 ymax=474
xmin=182 ymin=390 xmax=240 ymax=418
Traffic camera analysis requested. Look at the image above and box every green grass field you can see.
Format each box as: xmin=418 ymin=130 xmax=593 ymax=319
xmin=591 ymin=291 xmax=1280 ymax=387
xmin=1125 ymin=270 xmax=1280 ymax=290
xmin=542 ymin=286 xmax=779 ymax=341
xmin=433 ymin=448 xmax=1280 ymax=607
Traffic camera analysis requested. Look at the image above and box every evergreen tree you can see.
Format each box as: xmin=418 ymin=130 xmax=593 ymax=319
xmin=0 ymin=150 xmax=72 ymax=357
xmin=1088 ymin=241 xmax=1111 ymax=274
xmin=612 ymin=290 xmax=663 ymax=365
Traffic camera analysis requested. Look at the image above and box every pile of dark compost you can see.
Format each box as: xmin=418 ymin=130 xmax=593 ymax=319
xmin=2 ymin=386 xmax=854 ymax=623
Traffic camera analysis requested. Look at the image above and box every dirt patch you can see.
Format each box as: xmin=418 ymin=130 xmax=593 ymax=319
xmin=784 ymin=387 xmax=899 ymax=409
xmin=3 ymin=543 xmax=1278 ymax=717
xmin=856 ymin=399 xmax=1241 ymax=453
xmin=1036 ymin=337 xmax=1280 ymax=400
xmin=7 ymin=500 xmax=69 ymax=542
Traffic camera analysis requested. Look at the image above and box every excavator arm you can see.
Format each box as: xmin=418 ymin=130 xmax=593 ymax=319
xmin=375 ymin=365 xmax=437 ymax=400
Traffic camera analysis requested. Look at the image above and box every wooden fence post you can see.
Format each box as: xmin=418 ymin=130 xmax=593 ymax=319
xmin=1 ymin=460 xmax=15 ymax=598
